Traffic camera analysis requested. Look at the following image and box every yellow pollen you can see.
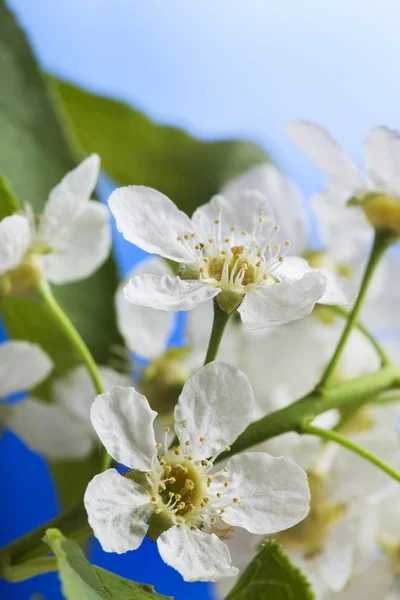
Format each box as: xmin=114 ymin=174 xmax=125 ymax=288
xmin=164 ymin=465 xmax=172 ymax=474
xmin=224 ymin=237 xmax=230 ymax=243
xmin=279 ymin=256 xmax=284 ymax=262
xmin=219 ymin=508 xmax=225 ymax=514
xmin=201 ymin=502 xmax=205 ymax=508
xmin=184 ymin=234 xmax=190 ymax=240
xmin=225 ymin=447 xmax=231 ymax=452
xmin=199 ymin=436 xmax=205 ymax=442
xmin=233 ymin=497 xmax=240 ymax=504
xmin=259 ymin=217 xmax=264 ymax=223
xmin=195 ymin=244 xmax=201 ymax=250
xmin=241 ymin=230 xmax=247 ymax=235
xmin=203 ymin=257 xmax=209 ymax=262
xmin=185 ymin=479 xmax=195 ymax=490
xmin=221 ymin=249 xmax=227 ymax=255
xmin=208 ymin=237 xmax=214 ymax=243
xmin=223 ymin=467 xmax=228 ymax=472
xmin=274 ymin=243 xmax=280 ymax=249
xmin=257 ymin=251 xmax=263 ymax=257
xmin=231 ymin=225 xmax=237 ymax=231
xmin=190 ymin=525 xmax=197 ymax=531
xmin=151 ymin=496 xmax=157 ymax=502
xmin=168 ymin=492 xmax=175 ymax=498
xmin=174 ymin=448 xmax=181 ymax=455
xmin=256 ymin=260 xmax=262 ymax=267
xmin=177 ymin=502 xmax=186 ymax=510
xmin=199 ymin=267 xmax=205 ymax=273
xmin=159 ymin=460 xmax=166 ymax=466
xmin=214 ymin=219 xmax=220 ymax=224
xmin=175 ymin=494 xmax=181 ymax=501
xmin=203 ymin=460 xmax=211 ymax=467
xmin=156 ymin=443 xmax=162 ymax=449
xmin=185 ymin=440 xmax=191 ymax=446
xmin=164 ymin=426 xmax=170 ymax=432
xmin=192 ymin=233 xmax=196 ymax=238
xmin=285 ymin=240 xmax=290 ymax=246
xmin=210 ymin=517 xmax=217 ymax=524
xmin=181 ymin=422 xmax=187 ymax=428
xmin=216 ymin=492 xmax=222 ymax=498
xmin=274 ymin=225 xmax=279 ymax=231
xmin=224 ymin=482 xmax=229 ymax=488
xmin=169 ymin=477 xmax=176 ymax=484
xmin=263 ymin=273 xmax=268 ymax=279
xmin=207 ymin=476 xmax=213 ymax=483
xmin=187 ymin=456 xmax=193 ymax=460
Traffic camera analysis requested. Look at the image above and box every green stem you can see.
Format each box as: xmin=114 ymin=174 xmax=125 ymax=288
xmin=203 ymin=300 xmax=231 ymax=365
xmin=35 ymin=280 xmax=111 ymax=470
xmin=320 ymin=232 xmax=389 ymax=386
xmin=328 ymin=305 xmax=391 ymax=367
xmin=300 ymin=423 xmax=400 ymax=484
xmin=36 ymin=280 xmax=104 ymax=395
xmin=3 ymin=557 xmax=57 ymax=582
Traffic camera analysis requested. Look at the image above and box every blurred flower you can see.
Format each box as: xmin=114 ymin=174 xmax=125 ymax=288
xmin=84 ymin=362 xmax=310 ymax=582
xmin=0 ymin=154 xmax=111 ymax=291
xmin=109 ymin=184 xmax=354 ymax=328
xmin=0 ymin=340 xmax=89 ymax=459
xmin=217 ymin=429 xmax=399 ymax=599
xmin=286 ymin=121 xmax=400 ymax=255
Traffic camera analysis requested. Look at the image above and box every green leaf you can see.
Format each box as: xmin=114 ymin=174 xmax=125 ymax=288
xmin=53 ymin=79 xmax=269 ymax=215
xmin=225 ymin=539 xmax=314 ymax=600
xmin=0 ymin=1 xmax=123 ymax=507
xmin=44 ymin=529 xmax=172 ymax=600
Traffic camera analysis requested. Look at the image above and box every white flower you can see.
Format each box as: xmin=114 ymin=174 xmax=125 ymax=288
xmin=0 ymin=341 xmax=90 ymax=459
xmin=108 ymin=183 xmax=354 ymax=330
xmin=84 ymin=361 xmax=310 ymax=582
xmin=218 ymin=428 xmax=399 ymax=597
xmin=0 ymin=155 xmax=111 ymax=286
xmin=48 ymin=364 xmax=133 ymax=458
xmin=286 ymin=121 xmax=400 ymax=260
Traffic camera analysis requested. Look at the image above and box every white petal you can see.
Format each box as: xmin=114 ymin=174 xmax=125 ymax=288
xmin=174 ymin=362 xmax=255 ymax=460
xmin=6 ymin=397 xmax=92 ymax=459
xmin=319 ymin=523 xmax=354 ymax=592
xmin=52 ymin=365 xmax=132 ymax=425
xmin=40 ymin=155 xmax=100 ymax=245
xmin=362 ymin=253 xmax=400 ymax=332
xmin=312 ymin=191 xmax=372 ymax=262
xmin=90 ymin=386 xmax=157 ymax=470
xmin=44 ymin=201 xmax=111 ymax=284
xmin=108 ymin=186 xmax=194 ymax=262
xmin=124 ymin=274 xmax=220 ymax=312
xmin=286 ymin=121 xmax=362 ymax=188
xmin=116 ymin=257 xmax=174 ymax=358
xmin=157 ymin=526 xmax=238 ymax=582
xmin=261 ymin=432 xmax=323 ymax=472
xmin=213 ymin=453 xmax=310 ymax=534
xmin=365 ymin=126 xmax=400 ymax=193
xmin=335 ymin=559 xmax=392 ymax=600
xmin=192 ymin=190 xmax=276 ymax=244
xmin=327 ymin=430 xmax=400 ymax=502
xmin=0 ymin=341 xmax=52 ymax=397
xmin=238 ymin=272 xmax=326 ymax=330
xmin=277 ymin=256 xmax=356 ymax=306
xmin=0 ymin=214 xmax=31 ymax=276
xmin=222 ymin=164 xmax=309 ymax=255
xmin=84 ymin=469 xmax=153 ymax=553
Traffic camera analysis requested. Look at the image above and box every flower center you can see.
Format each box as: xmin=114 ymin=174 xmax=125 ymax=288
xmin=275 ymin=473 xmax=346 ymax=558
xmin=178 ymin=208 xmax=290 ymax=291
xmin=157 ymin=452 xmax=207 ymax=517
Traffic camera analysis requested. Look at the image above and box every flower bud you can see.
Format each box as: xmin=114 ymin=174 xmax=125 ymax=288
xmin=140 ymin=348 xmax=191 ymax=415
xmin=350 ymin=192 xmax=400 ymax=240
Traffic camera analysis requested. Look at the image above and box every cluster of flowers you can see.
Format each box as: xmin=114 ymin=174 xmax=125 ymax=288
xmin=1 ymin=122 xmax=400 ymax=598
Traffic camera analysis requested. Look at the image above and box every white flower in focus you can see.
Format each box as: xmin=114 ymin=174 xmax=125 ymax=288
xmin=286 ymin=121 xmax=400 ymax=260
xmin=84 ymin=361 xmax=310 ymax=582
xmin=108 ymin=184 xmax=355 ymax=330
xmin=0 ymin=341 xmax=90 ymax=458
xmin=0 ymin=155 xmax=111 ymax=287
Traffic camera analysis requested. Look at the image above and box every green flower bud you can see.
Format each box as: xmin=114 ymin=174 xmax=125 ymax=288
xmin=140 ymin=348 xmax=191 ymax=415
xmin=216 ymin=289 xmax=244 ymax=315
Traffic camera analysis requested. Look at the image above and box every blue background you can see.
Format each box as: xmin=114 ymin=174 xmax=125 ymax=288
xmin=2 ymin=1 xmax=400 ymax=598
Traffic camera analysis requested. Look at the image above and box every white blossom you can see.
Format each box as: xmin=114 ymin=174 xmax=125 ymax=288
xmin=84 ymin=361 xmax=310 ymax=582
xmin=0 ymin=341 xmax=89 ymax=459
xmin=0 ymin=155 xmax=111 ymax=286
xmin=108 ymin=182 xmax=355 ymax=330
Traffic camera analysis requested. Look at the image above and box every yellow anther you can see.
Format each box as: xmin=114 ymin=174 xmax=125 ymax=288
xmin=214 ymin=219 xmax=220 ymax=224
xmin=285 ymin=240 xmax=290 ymax=246
xmin=207 ymin=476 xmax=213 ymax=484
xmin=177 ymin=502 xmax=186 ymax=510
xmin=151 ymin=496 xmax=157 ymax=502
xmin=279 ymin=256 xmax=284 ymax=262
xmin=208 ymin=237 xmax=215 ymax=243
xmin=175 ymin=494 xmax=181 ymax=501
xmin=185 ymin=479 xmax=195 ymax=490
xmin=274 ymin=243 xmax=280 ymax=249
xmin=164 ymin=426 xmax=170 ymax=433
xmin=159 ymin=460 xmax=166 ymax=466
xmin=216 ymin=492 xmax=222 ymax=498
xmin=190 ymin=525 xmax=197 ymax=531
xmin=164 ymin=465 xmax=172 ymax=474
xmin=192 ymin=232 xmax=197 ymax=238
xmin=274 ymin=225 xmax=279 ymax=231
xmin=224 ymin=237 xmax=230 ymax=243
xmin=203 ymin=459 xmax=211 ymax=467
xmin=174 ymin=448 xmax=181 ymax=455
xmin=181 ymin=422 xmax=187 ymax=428
xmin=199 ymin=436 xmax=205 ymax=442
xmin=156 ymin=443 xmax=162 ymax=449
xmin=224 ymin=481 xmax=229 ymax=487
xmin=184 ymin=234 xmax=190 ymax=240
xmin=195 ymin=244 xmax=201 ymax=250
xmin=203 ymin=496 xmax=209 ymax=503
xmin=168 ymin=492 xmax=175 ymax=498
xmin=223 ymin=467 xmax=228 ymax=472
xmin=225 ymin=447 xmax=231 ymax=452
xmin=210 ymin=517 xmax=217 ymax=524
xmin=233 ymin=497 xmax=240 ymax=504
xmin=185 ymin=440 xmax=191 ymax=446
xmin=231 ymin=225 xmax=237 ymax=232
xmin=169 ymin=477 xmax=176 ymax=484
xmin=241 ymin=230 xmax=247 ymax=235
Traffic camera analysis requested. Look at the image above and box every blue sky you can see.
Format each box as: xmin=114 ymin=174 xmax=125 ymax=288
xmin=2 ymin=1 xmax=400 ymax=599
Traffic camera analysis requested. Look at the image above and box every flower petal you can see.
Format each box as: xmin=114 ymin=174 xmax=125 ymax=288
xmin=364 ymin=126 xmax=400 ymax=194
xmin=116 ymin=257 xmax=175 ymax=358
xmin=192 ymin=191 xmax=276 ymax=244
xmin=108 ymin=186 xmax=194 ymax=262
xmin=174 ymin=362 xmax=255 ymax=460
xmin=52 ymin=365 xmax=132 ymax=425
xmin=334 ymin=559 xmax=392 ymax=600
xmin=213 ymin=452 xmax=310 ymax=534
xmin=279 ymin=256 xmax=356 ymax=306
xmin=124 ymin=274 xmax=220 ymax=312
xmin=222 ymin=164 xmax=309 ymax=255
xmin=40 ymin=154 xmax=100 ymax=246
xmin=0 ymin=214 xmax=31 ymax=276
xmin=84 ymin=469 xmax=153 ymax=553
xmin=286 ymin=121 xmax=362 ymax=188
xmin=238 ymin=272 xmax=326 ymax=330
xmin=157 ymin=526 xmax=238 ymax=582
xmin=90 ymin=386 xmax=158 ymax=470
xmin=0 ymin=341 xmax=52 ymax=398
xmin=6 ymin=397 xmax=92 ymax=459
xmin=44 ymin=201 xmax=111 ymax=284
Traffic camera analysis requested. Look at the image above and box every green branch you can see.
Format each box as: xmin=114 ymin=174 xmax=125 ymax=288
xmin=320 ymin=232 xmax=390 ymax=386
xmin=300 ymin=423 xmax=400 ymax=484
